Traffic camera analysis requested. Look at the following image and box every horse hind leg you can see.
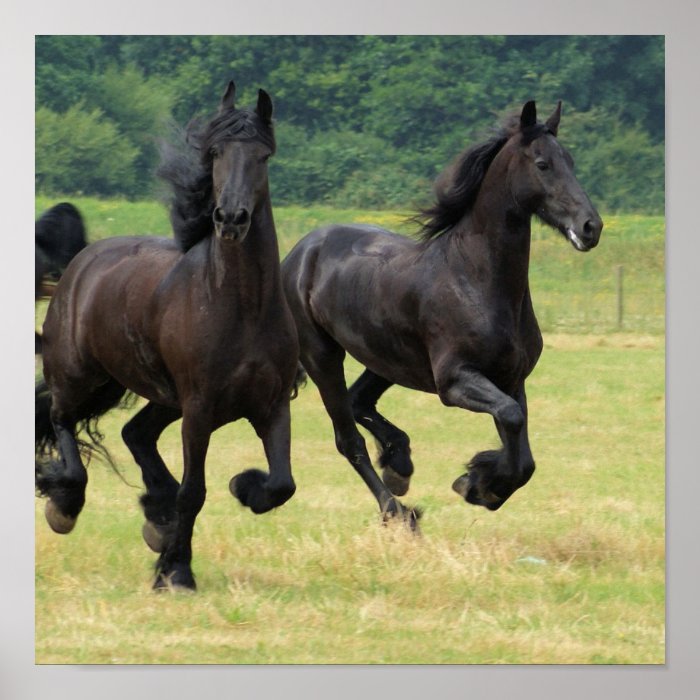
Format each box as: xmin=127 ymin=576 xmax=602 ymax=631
xmin=349 ymin=369 xmax=414 ymax=496
xmin=230 ymin=400 xmax=296 ymax=514
xmin=300 ymin=338 xmax=419 ymax=530
xmin=121 ymin=402 xmax=182 ymax=553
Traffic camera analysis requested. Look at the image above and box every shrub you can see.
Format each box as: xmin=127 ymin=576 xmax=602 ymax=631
xmin=36 ymin=104 xmax=138 ymax=196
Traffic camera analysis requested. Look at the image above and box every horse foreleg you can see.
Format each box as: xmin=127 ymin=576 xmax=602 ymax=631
xmin=230 ymin=400 xmax=296 ymax=513
xmin=349 ymin=369 xmax=414 ymax=496
xmin=493 ymin=385 xmax=535 ymax=491
xmin=153 ymin=408 xmax=209 ymax=591
xmin=121 ymin=402 xmax=182 ymax=553
xmin=438 ymin=370 xmax=532 ymax=510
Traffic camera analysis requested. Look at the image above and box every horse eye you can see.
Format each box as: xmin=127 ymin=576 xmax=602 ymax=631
xmin=535 ymin=159 xmax=549 ymax=171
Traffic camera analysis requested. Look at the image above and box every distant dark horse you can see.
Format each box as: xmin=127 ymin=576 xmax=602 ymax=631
xmin=36 ymin=82 xmax=299 ymax=590
xmin=282 ymin=101 xmax=603 ymax=525
xmin=35 ymin=202 xmax=87 ymax=353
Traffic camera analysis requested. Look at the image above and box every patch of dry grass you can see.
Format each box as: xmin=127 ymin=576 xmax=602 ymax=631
xmin=35 ymin=334 xmax=664 ymax=664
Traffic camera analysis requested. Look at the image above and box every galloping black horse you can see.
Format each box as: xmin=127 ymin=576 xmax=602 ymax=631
xmin=36 ymin=82 xmax=299 ymax=590
xmin=35 ymin=202 xmax=87 ymax=353
xmin=282 ymin=101 xmax=602 ymax=525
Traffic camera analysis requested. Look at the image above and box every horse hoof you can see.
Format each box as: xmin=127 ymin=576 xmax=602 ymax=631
xmin=229 ymin=474 xmax=242 ymax=499
xmin=142 ymin=520 xmax=166 ymax=553
xmin=406 ymin=508 xmax=422 ymax=535
xmin=452 ymin=474 xmax=504 ymax=511
xmin=153 ymin=570 xmax=197 ymax=592
xmin=452 ymin=474 xmax=470 ymax=499
xmin=381 ymin=466 xmax=410 ymax=496
xmin=44 ymin=499 xmax=77 ymax=534
xmin=381 ymin=501 xmax=422 ymax=534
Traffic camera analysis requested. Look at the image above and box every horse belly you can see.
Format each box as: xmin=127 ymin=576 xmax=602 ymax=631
xmin=307 ymin=234 xmax=435 ymax=392
xmin=323 ymin=315 xmax=436 ymax=393
xmin=206 ymin=355 xmax=295 ymax=426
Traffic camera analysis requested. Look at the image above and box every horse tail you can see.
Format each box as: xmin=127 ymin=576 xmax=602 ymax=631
xmin=35 ymin=378 xmax=64 ymax=498
xmin=35 ymin=378 xmax=135 ymax=491
xmin=290 ymin=363 xmax=307 ymax=400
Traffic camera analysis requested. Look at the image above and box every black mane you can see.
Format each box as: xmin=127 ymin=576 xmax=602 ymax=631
xmin=158 ymin=107 xmax=275 ymax=252
xmin=415 ymin=116 xmax=551 ymax=242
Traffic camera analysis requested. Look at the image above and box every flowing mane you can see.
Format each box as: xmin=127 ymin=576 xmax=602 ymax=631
xmin=158 ymin=106 xmax=275 ymax=252
xmin=416 ymin=114 xmax=551 ymax=241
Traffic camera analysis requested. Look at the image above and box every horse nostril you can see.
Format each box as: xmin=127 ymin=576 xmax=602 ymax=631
xmin=213 ymin=207 xmax=225 ymax=225
xmin=232 ymin=209 xmax=250 ymax=226
xmin=584 ymin=218 xmax=602 ymax=237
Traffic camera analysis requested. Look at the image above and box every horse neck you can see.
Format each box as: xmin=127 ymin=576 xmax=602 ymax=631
xmin=450 ymin=164 xmax=532 ymax=303
xmin=206 ymin=198 xmax=283 ymax=305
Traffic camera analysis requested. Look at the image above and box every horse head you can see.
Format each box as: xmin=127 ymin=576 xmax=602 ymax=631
xmin=508 ymin=101 xmax=603 ymax=252
xmin=208 ymin=81 xmax=276 ymax=243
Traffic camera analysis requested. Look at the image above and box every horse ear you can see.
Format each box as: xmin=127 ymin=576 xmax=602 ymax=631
xmin=220 ymin=81 xmax=236 ymax=111
xmin=256 ymin=89 xmax=273 ymax=124
xmin=520 ymin=101 xmax=537 ymax=130
xmin=545 ymin=101 xmax=562 ymax=136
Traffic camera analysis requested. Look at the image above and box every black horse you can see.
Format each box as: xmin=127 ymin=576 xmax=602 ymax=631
xmin=35 ymin=202 xmax=87 ymax=353
xmin=281 ymin=101 xmax=602 ymax=525
xmin=35 ymin=81 xmax=299 ymax=590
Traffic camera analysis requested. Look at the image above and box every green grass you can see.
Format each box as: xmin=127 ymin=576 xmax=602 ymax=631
xmin=34 ymin=197 xmax=664 ymax=664
xmin=529 ymin=215 xmax=664 ymax=334
xmin=35 ymin=334 xmax=664 ymax=664
xmin=35 ymin=196 xmax=664 ymax=335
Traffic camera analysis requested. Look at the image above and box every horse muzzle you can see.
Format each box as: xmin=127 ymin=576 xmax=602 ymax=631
xmin=213 ymin=206 xmax=251 ymax=242
xmin=564 ymin=215 xmax=603 ymax=252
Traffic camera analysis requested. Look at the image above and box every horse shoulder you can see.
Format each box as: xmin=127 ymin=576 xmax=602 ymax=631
xmin=425 ymin=284 xmax=544 ymax=394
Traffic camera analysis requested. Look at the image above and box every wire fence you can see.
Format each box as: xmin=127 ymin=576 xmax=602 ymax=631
xmin=532 ymin=263 xmax=665 ymax=335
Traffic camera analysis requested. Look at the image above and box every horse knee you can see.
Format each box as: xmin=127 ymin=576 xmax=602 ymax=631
xmin=176 ymin=485 xmax=206 ymax=517
xmin=497 ymin=401 xmax=524 ymax=432
xmin=520 ymin=458 xmax=536 ymax=486
xmin=335 ymin=431 xmax=366 ymax=460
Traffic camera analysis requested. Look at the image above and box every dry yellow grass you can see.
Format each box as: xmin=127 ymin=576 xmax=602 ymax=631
xmin=35 ymin=334 xmax=664 ymax=664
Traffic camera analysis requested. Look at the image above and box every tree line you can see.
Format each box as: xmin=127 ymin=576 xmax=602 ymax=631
xmin=35 ymin=35 xmax=664 ymax=213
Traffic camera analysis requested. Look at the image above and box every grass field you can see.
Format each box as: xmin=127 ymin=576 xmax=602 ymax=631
xmin=34 ymin=198 xmax=665 ymax=664
xmin=35 ymin=195 xmax=665 ymax=335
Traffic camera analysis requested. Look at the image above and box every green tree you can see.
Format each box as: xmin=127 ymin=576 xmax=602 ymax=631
xmin=561 ymin=108 xmax=664 ymax=212
xmin=36 ymin=35 xmax=105 ymax=112
xmin=36 ymin=104 xmax=139 ymax=195
xmin=34 ymin=35 xmax=665 ymax=212
xmin=92 ymin=64 xmax=174 ymax=194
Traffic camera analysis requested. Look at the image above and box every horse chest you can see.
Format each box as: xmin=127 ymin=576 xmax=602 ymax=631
xmin=476 ymin=323 xmax=542 ymax=390
xmin=207 ymin=359 xmax=286 ymax=422
xmin=443 ymin=285 xmax=541 ymax=383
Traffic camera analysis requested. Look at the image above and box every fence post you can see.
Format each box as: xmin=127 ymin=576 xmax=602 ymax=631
xmin=616 ymin=265 xmax=624 ymax=331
